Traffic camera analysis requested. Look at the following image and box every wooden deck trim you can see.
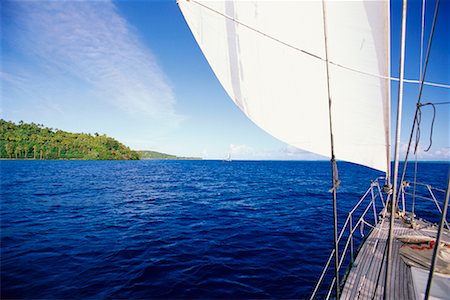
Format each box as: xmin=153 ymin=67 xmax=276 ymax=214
xmin=341 ymin=215 xmax=448 ymax=300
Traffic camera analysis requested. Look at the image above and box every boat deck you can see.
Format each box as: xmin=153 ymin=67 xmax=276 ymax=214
xmin=341 ymin=214 xmax=450 ymax=300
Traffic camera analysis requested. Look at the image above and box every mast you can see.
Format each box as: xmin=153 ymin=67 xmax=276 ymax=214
xmin=384 ymin=0 xmax=408 ymax=297
xmin=321 ymin=1 xmax=340 ymax=298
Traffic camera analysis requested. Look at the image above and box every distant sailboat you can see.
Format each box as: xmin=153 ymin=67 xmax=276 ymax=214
xmin=223 ymin=152 xmax=231 ymax=162
xmin=178 ymin=0 xmax=450 ymax=298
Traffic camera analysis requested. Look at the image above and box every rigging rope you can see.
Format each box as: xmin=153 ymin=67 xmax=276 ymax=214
xmin=420 ymin=0 xmax=426 ymax=77
xmin=414 ymin=101 xmax=449 ymax=155
xmin=416 ymin=102 xmax=438 ymax=153
xmin=413 ymin=0 xmax=427 ymax=218
xmin=187 ymin=0 xmax=450 ymax=90
xmin=321 ymin=1 xmax=341 ymax=297
xmin=413 ymin=0 xmax=428 ymax=223
xmin=397 ymin=0 xmax=440 ymax=205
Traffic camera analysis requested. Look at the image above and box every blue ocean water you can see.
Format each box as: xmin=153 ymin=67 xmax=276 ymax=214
xmin=1 ymin=160 xmax=448 ymax=299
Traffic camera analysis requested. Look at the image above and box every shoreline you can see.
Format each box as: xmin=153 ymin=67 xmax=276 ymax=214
xmin=0 ymin=158 xmax=202 ymax=161
xmin=1 ymin=158 xmax=447 ymax=163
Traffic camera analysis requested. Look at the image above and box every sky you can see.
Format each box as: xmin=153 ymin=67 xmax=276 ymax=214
xmin=1 ymin=0 xmax=449 ymax=162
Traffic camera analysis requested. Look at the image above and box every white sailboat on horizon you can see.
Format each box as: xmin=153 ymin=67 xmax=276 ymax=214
xmin=222 ymin=152 xmax=232 ymax=162
xmin=178 ymin=0 xmax=450 ymax=298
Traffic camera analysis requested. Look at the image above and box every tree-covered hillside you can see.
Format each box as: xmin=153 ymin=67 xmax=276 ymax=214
xmin=137 ymin=150 xmax=178 ymax=159
xmin=0 ymin=119 xmax=140 ymax=160
xmin=137 ymin=150 xmax=201 ymax=160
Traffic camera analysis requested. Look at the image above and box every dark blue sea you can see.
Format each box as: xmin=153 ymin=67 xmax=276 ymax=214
xmin=1 ymin=160 xmax=448 ymax=299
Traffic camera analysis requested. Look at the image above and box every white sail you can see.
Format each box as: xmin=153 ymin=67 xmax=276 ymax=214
xmin=178 ymin=0 xmax=390 ymax=172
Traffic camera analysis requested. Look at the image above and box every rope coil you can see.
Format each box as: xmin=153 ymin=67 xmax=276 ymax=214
xmin=383 ymin=184 xmax=393 ymax=195
xmin=415 ymin=101 xmax=449 ymax=154
xmin=328 ymin=159 xmax=341 ymax=193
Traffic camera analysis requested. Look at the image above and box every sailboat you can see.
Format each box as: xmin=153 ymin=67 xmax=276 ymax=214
xmin=223 ymin=152 xmax=232 ymax=162
xmin=178 ymin=0 xmax=450 ymax=299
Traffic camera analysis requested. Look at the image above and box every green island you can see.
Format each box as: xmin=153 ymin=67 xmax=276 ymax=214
xmin=137 ymin=150 xmax=201 ymax=160
xmin=0 ymin=119 xmax=199 ymax=160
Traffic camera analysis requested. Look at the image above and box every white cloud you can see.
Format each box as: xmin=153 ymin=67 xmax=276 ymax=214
xmin=278 ymin=144 xmax=327 ymax=160
xmin=280 ymin=144 xmax=309 ymax=156
xmin=5 ymin=0 xmax=179 ymax=122
xmin=229 ymin=143 xmax=255 ymax=156
xmin=397 ymin=143 xmax=450 ymax=161
xmin=224 ymin=143 xmax=327 ymax=160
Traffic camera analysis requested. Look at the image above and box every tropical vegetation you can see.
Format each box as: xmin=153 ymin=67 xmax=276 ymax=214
xmin=137 ymin=150 xmax=201 ymax=160
xmin=137 ymin=150 xmax=178 ymax=159
xmin=0 ymin=119 xmax=140 ymax=160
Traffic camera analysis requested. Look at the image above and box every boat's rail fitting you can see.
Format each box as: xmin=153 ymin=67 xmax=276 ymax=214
xmin=309 ymin=178 xmax=448 ymax=299
xmin=310 ymin=178 xmax=387 ymax=300
xmin=399 ymin=180 xmax=449 ymax=230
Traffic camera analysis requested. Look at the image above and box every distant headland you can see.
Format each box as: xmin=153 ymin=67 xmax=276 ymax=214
xmin=137 ymin=150 xmax=201 ymax=160
xmin=0 ymin=119 xmax=200 ymax=161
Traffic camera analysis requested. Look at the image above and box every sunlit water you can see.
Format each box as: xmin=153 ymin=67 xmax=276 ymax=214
xmin=1 ymin=160 xmax=448 ymax=299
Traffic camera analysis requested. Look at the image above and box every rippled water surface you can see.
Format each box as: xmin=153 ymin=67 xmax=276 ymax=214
xmin=1 ymin=160 xmax=448 ymax=299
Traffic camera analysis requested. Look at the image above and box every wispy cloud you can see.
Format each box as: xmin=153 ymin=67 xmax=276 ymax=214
xmin=399 ymin=144 xmax=450 ymax=161
xmin=225 ymin=143 xmax=327 ymax=160
xmin=4 ymin=0 xmax=179 ymax=121
xmin=229 ymin=144 xmax=255 ymax=156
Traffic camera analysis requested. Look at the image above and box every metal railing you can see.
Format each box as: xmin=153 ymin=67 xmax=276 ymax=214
xmin=310 ymin=178 xmax=448 ymax=299
xmin=310 ymin=178 xmax=386 ymax=300
xmin=399 ymin=180 xmax=449 ymax=229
